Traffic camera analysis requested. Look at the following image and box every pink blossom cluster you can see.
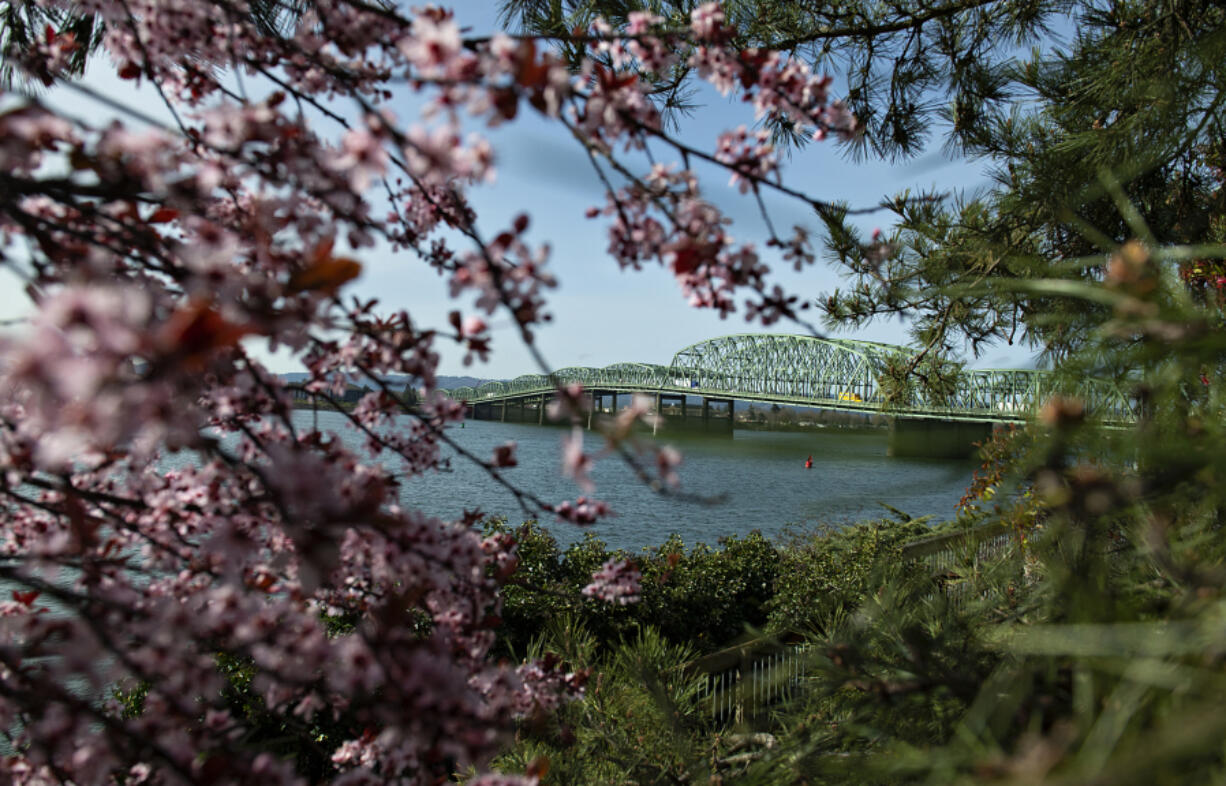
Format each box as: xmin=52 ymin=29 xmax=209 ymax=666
xmin=553 ymin=496 xmax=611 ymax=526
xmin=589 ymin=163 xmax=777 ymax=319
xmin=686 ymin=3 xmax=856 ymax=141
xmin=448 ymin=214 xmax=557 ymax=332
xmin=581 ymin=559 xmax=643 ymax=605
xmin=509 ymin=652 xmax=590 ymax=719
xmin=590 ymin=11 xmax=678 ymax=75
xmin=0 ymin=1 xmax=855 ymax=781
xmin=715 ymin=125 xmax=779 ymax=193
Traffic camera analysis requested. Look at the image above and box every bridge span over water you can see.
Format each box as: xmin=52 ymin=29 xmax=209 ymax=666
xmin=439 ymin=334 xmax=1137 ymax=457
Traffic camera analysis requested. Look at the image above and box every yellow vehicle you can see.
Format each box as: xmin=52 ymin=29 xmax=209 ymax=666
xmin=838 ymin=391 xmax=863 ymax=402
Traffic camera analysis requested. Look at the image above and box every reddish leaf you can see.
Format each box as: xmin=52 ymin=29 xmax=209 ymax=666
xmin=288 ymin=255 xmax=363 ymax=295
xmin=594 ymin=63 xmax=638 ymax=92
xmin=159 ymin=300 xmax=255 ymax=368
xmin=670 ymin=246 xmax=700 ymax=275
xmin=526 ymin=756 xmax=550 ymax=779
xmin=515 ymin=40 xmax=551 ymax=89
xmin=490 ymin=88 xmax=518 ymax=121
xmin=11 ymin=590 xmax=39 ymax=607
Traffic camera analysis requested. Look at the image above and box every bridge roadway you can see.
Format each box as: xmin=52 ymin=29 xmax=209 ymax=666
xmin=439 ymin=334 xmax=1138 ymax=458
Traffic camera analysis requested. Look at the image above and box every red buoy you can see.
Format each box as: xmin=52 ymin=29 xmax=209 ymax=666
xmin=804 ymin=455 xmax=813 ymax=469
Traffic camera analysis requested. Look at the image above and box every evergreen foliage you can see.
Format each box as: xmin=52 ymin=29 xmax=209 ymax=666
xmin=494 ymin=622 xmax=708 ymax=785
xmin=492 ymin=4 xmax=1226 ymax=782
xmin=490 ymin=515 xmax=968 ymax=784
xmin=498 ymin=0 xmax=1065 ymax=156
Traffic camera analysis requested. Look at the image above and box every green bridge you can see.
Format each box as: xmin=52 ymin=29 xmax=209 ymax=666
xmin=439 ymin=334 xmax=1137 ymax=458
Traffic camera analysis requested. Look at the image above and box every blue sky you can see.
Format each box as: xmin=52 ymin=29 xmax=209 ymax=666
xmin=374 ymin=1 xmax=1030 ymax=378
xmin=10 ymin=1 xmax=1043 ymax=380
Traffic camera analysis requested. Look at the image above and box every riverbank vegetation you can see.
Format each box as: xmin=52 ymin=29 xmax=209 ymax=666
xmin=485 ymin=515 xmax=938 ymax=661
xmin=486 ymin=404 xmax=1226 ymax=784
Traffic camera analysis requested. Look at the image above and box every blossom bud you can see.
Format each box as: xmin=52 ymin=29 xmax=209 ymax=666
xmin=463 ymin=316 xmax=488 ymax=336
xmin=492 ymin=441 xmax=517 ymax=467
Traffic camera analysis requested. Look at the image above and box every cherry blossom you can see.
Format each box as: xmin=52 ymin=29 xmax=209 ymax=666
xmin=0 ymin=1 xmax=861 ymax=781
xmin=656 ymin=445 xmax=683 ymax=488
xmin=582 ymin=558 xmax=643 ymax=605
xmin=715 ymin=125 xmax=779 ymax=193
xmin=554 ymin=497 xmax=611 ymax=526
xmin=690 ymin=3 xmax=729 ymax=40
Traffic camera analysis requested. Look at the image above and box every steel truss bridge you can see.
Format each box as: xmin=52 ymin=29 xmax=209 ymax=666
xmin=439 ymin=333 xmax=1138 ymax=425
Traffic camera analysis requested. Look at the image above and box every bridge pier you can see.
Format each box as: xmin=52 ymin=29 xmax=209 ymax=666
xmin=647 ymin=394 xmax=733 ymax=437
xmin=888 ymin=417 xmax=994 ymax=460
xmin=470 ymin=394 xmax=993 ymax=455
xmin=471 ymin=397 xmax=533 ymax=424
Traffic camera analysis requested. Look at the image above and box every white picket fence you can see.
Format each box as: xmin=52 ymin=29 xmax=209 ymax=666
xmin=695 ymin=644 xmax=812 ymax=724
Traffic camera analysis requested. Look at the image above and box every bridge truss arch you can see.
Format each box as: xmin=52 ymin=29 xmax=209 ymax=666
xmin=666 ymin=333 xmax=898 ymax=405
xmin=438 ymin=333 xmax=1139 ymax=424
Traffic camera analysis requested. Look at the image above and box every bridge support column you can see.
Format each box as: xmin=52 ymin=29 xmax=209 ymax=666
xmin=648 ymin=395 xmax=733 ymax=437
xmin=699 ymin=398 xmax=734 ymax=436
xmin=538 ymin=394 xmax=546 ymax=424
xmin=888 ymin=418 xmax=993 ymax=459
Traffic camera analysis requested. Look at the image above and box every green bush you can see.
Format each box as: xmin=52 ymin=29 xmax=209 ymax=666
xmin=486 ymin=520 xmax=784 ymax=657
xmin=765 ymin=517 xmax=936 ymax=636
xmin=488 ymin=514 xmax=1006 ymax=784
xmin=635 ymin=530 xmax=780 ymax=649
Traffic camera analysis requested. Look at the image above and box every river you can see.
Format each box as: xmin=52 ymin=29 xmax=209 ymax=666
xmin=298 ymin=410 xmax=977 ymax=551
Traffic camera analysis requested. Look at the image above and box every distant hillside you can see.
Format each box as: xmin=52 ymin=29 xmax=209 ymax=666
xmin=277 ymin=372 xmax=491 ymax=389
xmin=435 ymin=375 xmax=490 ymax=389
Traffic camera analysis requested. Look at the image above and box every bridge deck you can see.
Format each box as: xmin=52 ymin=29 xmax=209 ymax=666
xmin=438 ymin=334 xmax=1138 ymax=425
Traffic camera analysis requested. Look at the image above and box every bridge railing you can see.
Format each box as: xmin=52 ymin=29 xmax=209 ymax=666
xmin=437 ymin=355 xmax=1139 ymax=424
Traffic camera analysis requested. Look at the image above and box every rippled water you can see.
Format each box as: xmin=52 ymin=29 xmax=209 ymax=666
xmin=295 ymin=411 xmax=976 ymax=551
